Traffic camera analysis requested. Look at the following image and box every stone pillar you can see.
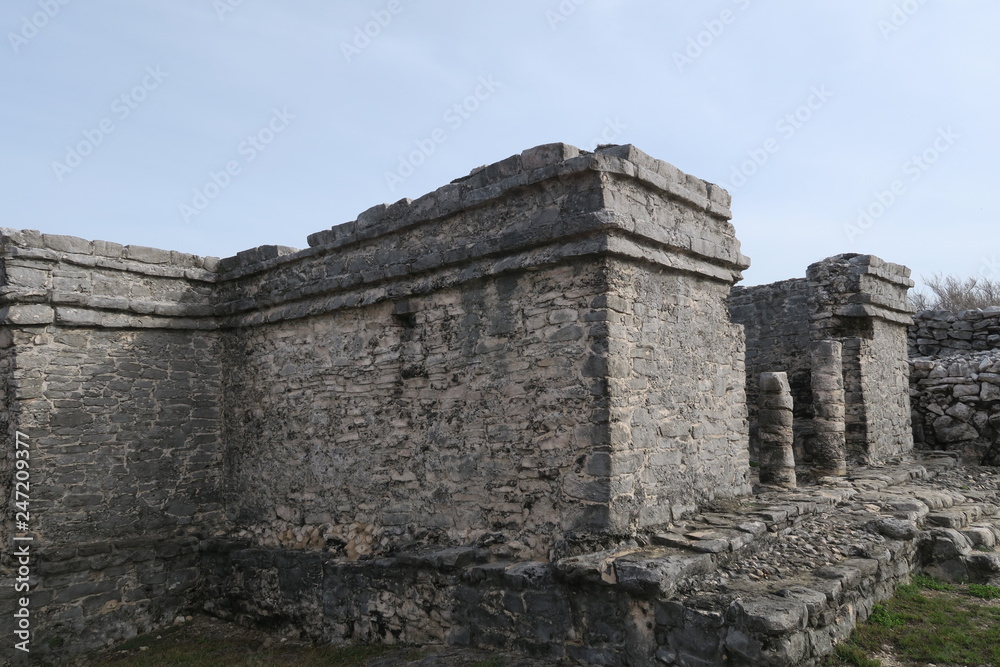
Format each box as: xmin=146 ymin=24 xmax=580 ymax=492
xmin=758 ymin=372 xmax=796 ymax=488
xmin=811 ymin=340 xmax=847 ymax=476
xmin=806 ymin=254 xmax=915 ymax=465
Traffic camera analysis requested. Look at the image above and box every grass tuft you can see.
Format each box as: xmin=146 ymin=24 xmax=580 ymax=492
xmin=912 ymin=574 xmax=954 ymax=591
xmin=868 ymin=604 xmax=905 ymax=629
xmin=968 ymin=583 xmax=1000 ymax=600
xmin=834 ymin=643 xmax=882 ymax=667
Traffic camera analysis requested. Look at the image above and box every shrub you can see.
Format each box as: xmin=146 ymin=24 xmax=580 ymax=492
xmin=911 ymin=274 xmax=1000 ymax=311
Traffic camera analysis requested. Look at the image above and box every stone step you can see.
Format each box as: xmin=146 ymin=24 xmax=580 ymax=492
xmin=547 ymin=454 xmax=1000 ymax=665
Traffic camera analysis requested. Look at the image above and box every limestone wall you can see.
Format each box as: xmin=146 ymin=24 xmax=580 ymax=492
xmin=908 ymin=309 xmax=1000 ymax=464
xmin=0 ymin=232 xmax=224 ymax=657
xmin=605 ymin=260 xmax=750 ymax=530
xmin=214 ymin=143 xmax=752 ymax=559
xmin=730 ymin=254 xmax=914 ymax=468
xmin=807 ymin=255 xmax=915 ymax=465
xmin=910 ymin=308 xmax=1000 ymax=357
xmin=220 ymin=262 xmax=613 ymax=561
xmin=910 ymin=351 xmax=1000 ymax=464
xmin=729 ymin=279 xmax=813 ymax=461
xmin=0 ymin=142 xmax=755 ymax=658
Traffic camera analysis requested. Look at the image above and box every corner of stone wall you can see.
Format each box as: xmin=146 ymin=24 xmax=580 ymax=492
xmin=0 ymin=229 xmax=225 ymax=660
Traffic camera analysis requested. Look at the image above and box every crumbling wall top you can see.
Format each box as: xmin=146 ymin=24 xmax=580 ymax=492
xmin=217 ymin=143 xmax=744 ymax=277
xmin=807 ymin=253 xmax=915 ymax=326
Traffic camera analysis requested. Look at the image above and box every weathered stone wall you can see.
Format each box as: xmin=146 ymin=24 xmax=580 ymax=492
xmin=907 ymin=309 xmax=1000 ymax=465
xmin=215 ymin=143 xmax=751 ymax=560
xmin=606 ymin=261 xmax=750 ymax=530
xmin=730 ymin=254 xmax=914 ymax=468
xmin=0 ymin=231 xmax=224 ymax=659
xmin=910 ymin=308 xmax=1000 ymax=357
xmin=728 ymin=279 xmax=813 ymax=461
xmin=807 ymin=255 xmax=915 ymax=465
xmin=910 ymin=352 xmax=1000 ymax=465
xmin=220 ymin=262 xmax=613 ymax=562
xmin=0 ymin=333 xmax=18 ymax=574
xmin=0 ymin=143 xmax=758 ymax=659
xmin=856 ymin=319 xmax=914 ymax=464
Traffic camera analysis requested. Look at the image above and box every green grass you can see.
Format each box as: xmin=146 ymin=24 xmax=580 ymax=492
xmin=968 ymin=583 xmax=1000 ymax=600
xmin=867 ymin=604 xmax=905 ymax=629
xmin=824 ymin=575 xmax=1000 ymax=667
xmin=832 ymin=643 xmax=881 ymax=667
xmin=910 ymin=573 xmax=954 ymax=591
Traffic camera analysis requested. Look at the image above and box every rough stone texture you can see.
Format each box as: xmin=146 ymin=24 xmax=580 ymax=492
xmin=199 ymin=455 xmax=1000 ymax=667
xmin=730 ymin=254 xmax=914 ymax=468
xmin=215 ymin=143 xmax=751 ymax=562
xmin=0 ymin=229 xmax=225 ymax=660
xmin=728 ymin=279 xmax=813 ymax=463
xmin=0 ymin=143 xmax=757 ymax=661
xmin=2 ymin=142 xmax=976 ymax=666
xmin=907 ymin=309 xmax=1000 ymax=466
xmin=909 ymin=350 xmax=1000 ymax=464
xmin=910 ymin=307 xmax=1000 ymax=357
xmin=757 ymin=372 xmax=796 ymax=488
xmin=808 ymin=255 xmax=915 ymax=466
xmin=220 ymin=263 xmax=616 ymax=561
xmin=811 ymin=340 xmax=847 ymax=476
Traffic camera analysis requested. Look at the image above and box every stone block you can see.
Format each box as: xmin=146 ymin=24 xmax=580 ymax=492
xmin=124 ymin=244 xmax=172 ymax=264
xmin=520 ymin=143 xmax=580 ymax=170
xmin=733 ymin=596 xmax=808 ymax=635
xmin=0 ymin=304 xmax=55 ymax=325
xmin=43 ymin=233 xmax=93 ymax=254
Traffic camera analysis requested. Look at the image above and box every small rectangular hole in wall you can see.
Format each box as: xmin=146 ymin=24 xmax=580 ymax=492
xmin=393 ymin=300 xmax=417 ymax=327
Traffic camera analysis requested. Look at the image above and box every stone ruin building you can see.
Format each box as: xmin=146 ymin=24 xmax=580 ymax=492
xmin=3 ymin=143 xmax=1000 ymax=666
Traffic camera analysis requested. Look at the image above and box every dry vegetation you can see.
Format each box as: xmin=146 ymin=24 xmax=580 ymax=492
xmin=911 ymin=274 xmax=1000 ymax=311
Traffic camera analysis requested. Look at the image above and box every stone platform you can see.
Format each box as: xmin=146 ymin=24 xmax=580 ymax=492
xmin=201 ymin=454 xmax=1000 ymax=667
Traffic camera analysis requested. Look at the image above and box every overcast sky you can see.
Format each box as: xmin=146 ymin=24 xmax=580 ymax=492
xmin=2 ymin=1 xmax=997 ymax=291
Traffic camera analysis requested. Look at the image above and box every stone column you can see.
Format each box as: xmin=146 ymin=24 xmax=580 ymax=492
xmin=758 ymin=372 xmax=796 ymax=488
xmin=811 ymin=340 xmax=847 ymax=476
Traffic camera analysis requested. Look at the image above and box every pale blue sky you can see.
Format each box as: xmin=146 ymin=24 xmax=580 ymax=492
xmin=2 ymin=1 xmax=997 ymax=290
